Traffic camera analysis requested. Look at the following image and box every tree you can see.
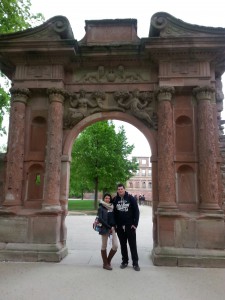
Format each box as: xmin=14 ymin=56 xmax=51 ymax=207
xmin=69 ymin=121 xmax=138 ymax=209
xmin=0 ymin=0 xmax=44 ymax=137
xmin=0 ymin=0 xmax=44 ymax=34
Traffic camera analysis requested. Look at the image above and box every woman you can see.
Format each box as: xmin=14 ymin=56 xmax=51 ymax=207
xmin=97 ymin=193 xmax=118 ymax=270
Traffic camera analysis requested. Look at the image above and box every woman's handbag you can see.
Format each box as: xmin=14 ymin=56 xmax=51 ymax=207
xmin=93 ymin=216 xmax=102 ymax=232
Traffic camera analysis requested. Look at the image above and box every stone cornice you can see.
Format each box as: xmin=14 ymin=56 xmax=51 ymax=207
xmin=0 ymin=16 xmax=74 ymax=41
xmin=149 ymin=12 xmax=225 ymax=38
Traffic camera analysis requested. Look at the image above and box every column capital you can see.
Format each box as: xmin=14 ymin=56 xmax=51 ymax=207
xmin=155 ymin=86 xmax=175 ymax=102
xmin=10 ymin=87 xmax=30 ymax=104
xmin=193 ymin=86 xmax=215 ymax=102
xmin=47 ymin=88 xmax=67 ymax=104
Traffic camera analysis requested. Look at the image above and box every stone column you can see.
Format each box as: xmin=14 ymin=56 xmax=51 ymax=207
xmin=155 ymin=86 xmax=177 ymax=209
xmin=42 ymin=88 xmax=66 ymax=211
xmin=4 ymin=88 xmax=30 ymax=206
xmin=193 ymin=86 xmax=220 ymax=211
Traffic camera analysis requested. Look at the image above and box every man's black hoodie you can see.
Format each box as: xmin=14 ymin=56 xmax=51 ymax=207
xmin=113 ymin=191 xmax=140 ymax=228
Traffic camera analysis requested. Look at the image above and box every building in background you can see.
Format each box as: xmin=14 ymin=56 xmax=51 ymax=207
xmin=126 ymin=156 xmax=152 ymax=202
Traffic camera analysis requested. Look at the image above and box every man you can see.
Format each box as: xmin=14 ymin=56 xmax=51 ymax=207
xmin=113 ymin=183 xmax=140 ymax=271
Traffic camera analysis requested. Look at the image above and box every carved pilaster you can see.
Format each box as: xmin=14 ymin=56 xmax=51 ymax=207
xmin=193 ymin=86 xmax=220 ymax=211
xmin=42 ymin=88 xmax=66 ymax=211
xmin=155 ymin=87 xmax=177 ymax=209
xmin=4 ymin=88 xmax=30 ymax=206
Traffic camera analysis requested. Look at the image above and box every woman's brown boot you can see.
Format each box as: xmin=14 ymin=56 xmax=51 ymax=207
xmin=101 ymin=250 xmax=112 ymax=270
xmin=107 ymin=249 xmax=117 ymax=267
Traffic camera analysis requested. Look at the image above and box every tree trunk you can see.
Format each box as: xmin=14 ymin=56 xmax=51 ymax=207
xmin=94 ymin=177 xmax=99 ymax=209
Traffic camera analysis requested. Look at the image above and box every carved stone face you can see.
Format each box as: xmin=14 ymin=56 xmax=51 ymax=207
xmin=118 ymin=65 xmax=124 ymax=75
xmin=78 ymin=99 xmax=88 ymax=108
xmin=97 ymin=98 xmax=103 ymax=105
xmin=98 ymin=66 xmax=105 ymax=76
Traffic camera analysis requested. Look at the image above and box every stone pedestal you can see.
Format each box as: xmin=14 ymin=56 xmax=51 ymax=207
xmin=0 ymin=211 xmax=68 ymax=262
xmin=152 ymin=211 xmax=225 ymax=267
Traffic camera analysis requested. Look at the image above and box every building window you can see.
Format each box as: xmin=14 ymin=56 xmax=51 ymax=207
xmin=142 ymin=159 xmax=146 ymax=165
xmin=135 ymin=181 xmax=140 ymax=188
xmin=142 ymin=169 xmax=146 ymax=176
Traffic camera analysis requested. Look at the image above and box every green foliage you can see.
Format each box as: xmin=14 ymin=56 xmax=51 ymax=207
xmin=0 ymin=0 xmax=45 ymax=137
xmin=69 ymin=121 xmax=138 ymax=208
xmin=0 ymin=0 xmax=44 ymax=33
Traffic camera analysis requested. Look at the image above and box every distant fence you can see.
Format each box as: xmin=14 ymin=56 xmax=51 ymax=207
xmin=138 ymin=200 xmax=152 ymax=206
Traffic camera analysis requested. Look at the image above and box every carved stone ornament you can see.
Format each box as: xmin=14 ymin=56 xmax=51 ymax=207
xmin=63 ymin=89 xmax=156 ymax=129
xmin=10 ymin=87 xmax=30 ymax=104
xmin=114 ymin=89 xmax=157 ymax=129
xmin=215 ymin=76 xmax=224 ymax=102
xmin=47 ymin=88 xmax=68 ymax=103
xmin=193 ymin=86 xmax=215 ymax=102
xmin=155 ymin=86 xmax=175 ymax=102
xmin=74 ymin=65 xmax=148 ymax=83
xmin=150 ymin=12 xmax=225 ymax=38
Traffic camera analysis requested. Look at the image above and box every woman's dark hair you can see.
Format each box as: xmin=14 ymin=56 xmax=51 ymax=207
xmin=103 ymin=193 xmax=113 ymax=203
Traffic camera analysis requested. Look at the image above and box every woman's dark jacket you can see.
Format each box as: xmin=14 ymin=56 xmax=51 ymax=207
xmin=97 ymin=204 xmax=116 ymax=235
xmin=113 ymin=191 xmax=139 ymax=228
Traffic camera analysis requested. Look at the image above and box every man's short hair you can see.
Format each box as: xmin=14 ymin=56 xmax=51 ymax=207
xmin=117 ymin=183 xmax=125 ymax=189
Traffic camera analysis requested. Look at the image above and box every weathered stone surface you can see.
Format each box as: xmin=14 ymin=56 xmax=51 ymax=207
xmin=197 ymin=219 xmax=225 ymax=249
xmin=0 ymin=218 xmax=28 ymax=243
xmin=175 ymin=219 xmax=197 ymax=248
xmin=31 ymin=215 xmax=61 ymax=244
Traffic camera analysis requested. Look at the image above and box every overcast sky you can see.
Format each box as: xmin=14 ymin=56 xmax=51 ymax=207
xmin=2 ymin=1 xmax=225 ymax=156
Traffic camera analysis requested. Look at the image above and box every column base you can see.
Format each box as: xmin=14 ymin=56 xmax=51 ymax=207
xmin=199 ymin=202 xmax=222 ymax=213
xmin=42 ymin=204 xmax=62 ymax=212
xmin=0 ymin=243 xmax=68 ymax=262
xmin=157 ymin=202 xmax=178 ymax=211
xmin=0 ymin=209 xmax=68 ymax=262
xmin=152 ymin=246 xmax=225 ymax=268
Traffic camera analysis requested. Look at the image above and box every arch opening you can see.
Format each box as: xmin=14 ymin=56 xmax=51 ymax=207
xmin=64 ymin=116 xmax=154 ymax=260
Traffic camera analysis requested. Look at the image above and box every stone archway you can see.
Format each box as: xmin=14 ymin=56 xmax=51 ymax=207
xmin=0 ymin=12 xmax=225 ymax=266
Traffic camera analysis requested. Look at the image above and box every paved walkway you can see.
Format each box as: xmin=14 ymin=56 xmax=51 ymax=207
xmin=0 ymin=206 xmax=225 ymax=300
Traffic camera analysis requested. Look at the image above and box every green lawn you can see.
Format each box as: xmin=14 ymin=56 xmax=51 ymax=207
xmin=68 ymin=199 xmax=97 ymax=211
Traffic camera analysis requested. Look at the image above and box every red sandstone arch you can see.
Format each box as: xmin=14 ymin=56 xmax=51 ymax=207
xmin=63 ymin=112 xmax=157 ymax=158
xmin=0 ymin=13 xmax=225 ymax=266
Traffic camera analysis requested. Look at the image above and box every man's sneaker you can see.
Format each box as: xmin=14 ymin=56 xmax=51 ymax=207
xmin=133 ymin=265 xmax=140 ymax=271
xmin=120 ymin=262 xmax=128 ymax=269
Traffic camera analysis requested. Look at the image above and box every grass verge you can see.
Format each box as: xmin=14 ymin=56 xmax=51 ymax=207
xmin=68 ymin=199 xmax=97 ymax=212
